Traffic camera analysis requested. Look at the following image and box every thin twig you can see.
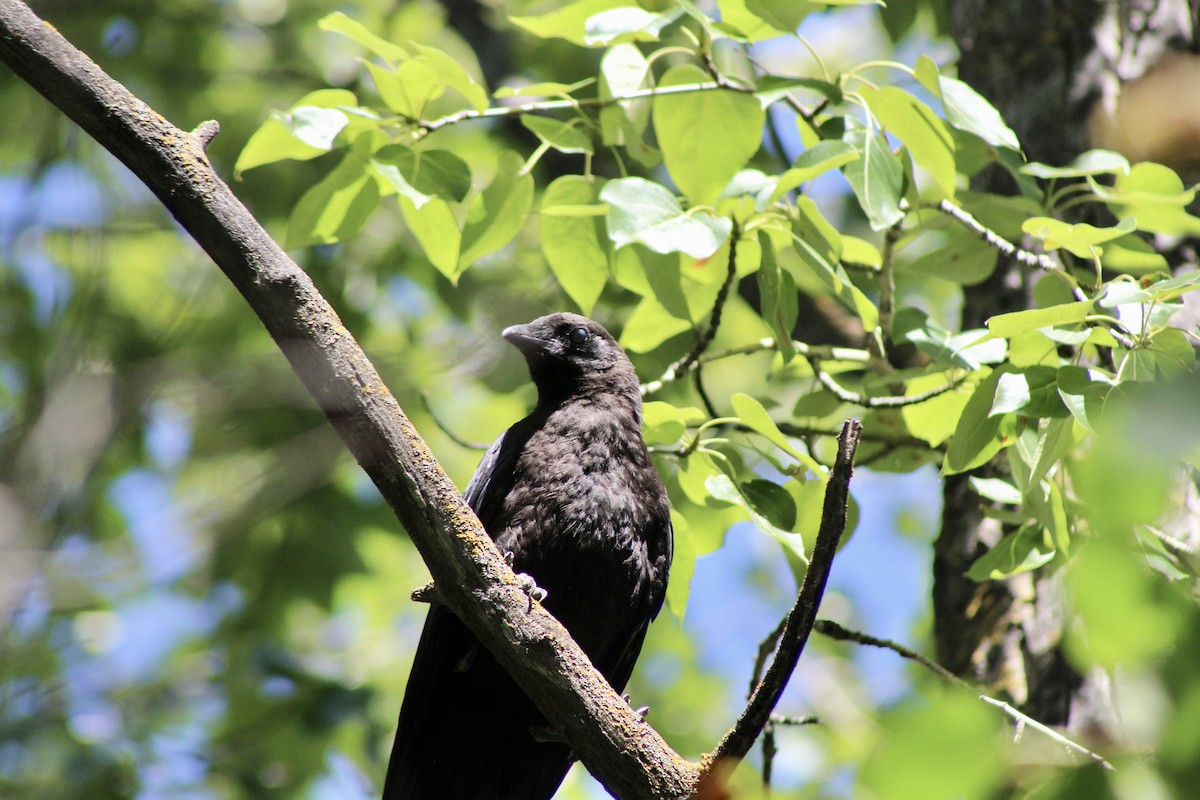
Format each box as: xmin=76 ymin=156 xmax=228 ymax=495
xmin=640 ymin=336 xmax=873 ymax=397
xmin=749 ymin=617 xmax=788 ymax=700
xmin=418 ymin=391 xmax=489 ymax=450
xmin=810 ymin=361 xmax=965 ymax=408
xmin=640 ymin=227 xmax=739 ymax=397
xmin=813 ymin=619 xmax=1114 ymax=770
xmin=935 ymin=199 xmax=1062 ymax=273
xmin=419 ymin=80 xmax=753 ymax=134
xmin=704 ymin=419 xmax=861 ymax=773
xmin=761 ymin=713 xmax=821 ymax=793
xmin=775 ymin=421 xmax=938 ymax=451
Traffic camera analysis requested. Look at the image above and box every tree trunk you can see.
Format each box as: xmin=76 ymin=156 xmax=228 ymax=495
xmin=935 ymin=0 xmax=1196 ymax=738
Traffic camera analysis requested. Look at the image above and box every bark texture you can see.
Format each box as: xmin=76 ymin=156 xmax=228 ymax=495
xmin=936 ymin=0 xmax=1196 ymax=737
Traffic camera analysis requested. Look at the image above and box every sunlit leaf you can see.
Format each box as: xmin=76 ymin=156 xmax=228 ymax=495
xmin=583 ymin=5 xmax=684 ymax=46
xmin=842 ymin=119 xmax=905 ymax=230
xmin=1021 ymin=149 xmax=1129 ymax=178
xmin=985 ymin=301 xmax=1093 ymax=338
xmin=318 ymin=11 xmax=408 ymax=62
xmin=400 ymin=195 xmax=461 ymax=279
xmin=510 ymin=0 xmax=631 ymax=45
xmin=966 ymin=522 xmax=1055 ymax=581
xmin=540 ymin=175 xmax=609 ymax=313
xmin=459 ymin=151 xmax=535 ymax=269
xmin=943 ymin=367 xmax=1009 ymax=475
xmin=653 ymin=64 xmax=765 ymax=204
xmin=858 ymin=84 xmax=957 ymax=198
xmin=601 ymin=178 xmax=732 ymax=258
xmin=371 ymin=145 xmax=471 ymax=207
xmin=236 ymin=90 xmax=358 ymax=175
xmin=521 ymin=116 xmax=594 ymax=154
xmin=916 ymin=54 xmax=1021 ymax=151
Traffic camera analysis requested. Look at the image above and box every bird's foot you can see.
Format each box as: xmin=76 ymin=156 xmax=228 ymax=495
xmin=505 ymin=551 xmax=548 ymax=609
xmin=411 ymin=581 xmax=436 ymax=603
xmin=623 ymin=694 xmax=650 ymax=720
xmin=517 ymin=573 xmax=548 ymax=604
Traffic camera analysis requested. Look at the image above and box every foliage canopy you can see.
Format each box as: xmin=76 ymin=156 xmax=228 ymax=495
xmin=3 ymin=1 xmax=1200 ymax=798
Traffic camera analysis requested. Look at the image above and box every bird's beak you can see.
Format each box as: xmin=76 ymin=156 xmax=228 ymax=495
xmin=502 ymin=323 xmax=546 ymax=357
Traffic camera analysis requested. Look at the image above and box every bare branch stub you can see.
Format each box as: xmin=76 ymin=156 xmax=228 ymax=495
xmin=705 ymin=418 xmax=862 ymax=778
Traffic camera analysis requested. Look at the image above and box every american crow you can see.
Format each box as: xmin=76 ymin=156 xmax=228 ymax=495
xmin=383 ymin=312 xmax=673 ymax=799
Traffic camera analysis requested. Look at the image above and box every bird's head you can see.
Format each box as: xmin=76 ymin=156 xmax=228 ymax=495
xmin=502 ymin=313 xmax=638 ymax=403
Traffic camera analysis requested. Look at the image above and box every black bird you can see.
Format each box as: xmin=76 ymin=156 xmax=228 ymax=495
xmin=383 ymin=312 xmax=673 ymax=800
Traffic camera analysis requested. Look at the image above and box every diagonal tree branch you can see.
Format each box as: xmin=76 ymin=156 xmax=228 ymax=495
xmin=704 ymin=419 xmax=862 ymax=778
xmin=0 ymin=2 xmax=696 ymax=798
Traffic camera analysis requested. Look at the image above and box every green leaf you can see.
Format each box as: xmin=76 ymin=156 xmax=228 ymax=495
xmin=318 ymin=11 xmax=409 ymax=62
xmin=521 ymin=116 xmax=594 ymax=154
xmin=966 ymin=523 xmax=1055 ymax=581
xmin=1021 ymin=149 xmax=1129 ymax=178
xmin=642 ymin=401 xmax=706 ymax=446
xmin=494 ymin=78 xmax=596 ymax=98
xmin=791 ymin=199 xmax=880 ymax=330
xmin=599 ymin=44 xmax=653 ymax=152
xmin=365 ymin=59 xmax=440 ymax=118
xmin=916 ymin=55 xmax=1020 ymax=151
xmin=286 ymin=141 xmax=382 ymax=249
xmin=540 ymin=176 xmax=609 ymax=313
xmin=1056 ymin=366 xmax=1111 ymax=433
xmin=1094 ymin=162 xmax=1200 ymax=236
xmin=1150 ymin=327 xmax=1197 ymax=378
xmin=744 ymin=0 xmax=820 ymax=32
xmin=236 ymin=90 xmax=358 ymax=175
xmin=1067 ymin=535 xmax=1186 ymax=668
xmin=731 ymin=392 xmax=818 ymax=468
xmin=620 ymin=295 xmax=692 ymax=352
xmin=653 ymin=64 xmax=765 ymax=204
xmin=1022 ymin=216 xmax=1135 ymax=258
xmin=767 ymin=140 xmax=859 ymax=205
xmin=705 ymin=473 xmax=808 ymax=576
xmin=371 ymin=145 xmax=471 ymax=207
xmin=943 ymin=368 xmax=1009 ymax=475
xmin=842 ymin=119 xmax=905 ymax=230
xmin=409 ymin=42 xmax=488 ymax=112
xmin=400 ymin=195 xmax=461 ymax=279
xmin=899 ymin=226 xmax=997 ymax=285
xmin=755 ymin=231 xmax=797 ymax=362
xmin=991 ymin=366 xmax=1067 ymax=418
xmin=510 ymin=0 xmax=631 ymax=45
xmin=664 ymin=509 xmax=697 ymax=615
xmin=459 ymin=151 xmax=535 ymax=269
xmin=1025 ymin=416 xmax=1074 ymax=489
xmin=715 ymin=0 xmax=792 ymax=40
xmin=969 ymin=476 xmax=1022 ymax=505
xmin=601 ymin=178 xmax=732 ymax=258
xmin=899 ymin=372 xmax=974 ymax=447
xmin=754 ymin=75 xmax=844 ymax=108
xmin=985 ymin=300 xmax=1093 ymax=338
xmin=858 ymin=85 xmax=956 ymax=198
xmin=1098 ymin=269 xmax=1200 ymax=306
xmin=583 ymin=5 xmax=684 ymax=46
xmin=860 ymin=691 xmax=1006 ymax=800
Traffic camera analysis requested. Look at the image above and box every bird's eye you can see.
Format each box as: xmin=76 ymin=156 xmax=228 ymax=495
xmin=568 ymin=327 xmax=590 ymax=346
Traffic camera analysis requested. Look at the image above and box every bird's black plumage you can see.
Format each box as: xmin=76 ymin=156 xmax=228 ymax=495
xmin=383 ymin=313 xmax=673 ymax=800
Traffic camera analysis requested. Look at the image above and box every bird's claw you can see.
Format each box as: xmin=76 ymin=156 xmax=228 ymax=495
xmin=622 ymin=694 xmax=650 ymax=720
xmin=411 ymin=581 xmax=436 ymax=603
xmin=516 ymin=572 xmax=548 ymax=610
